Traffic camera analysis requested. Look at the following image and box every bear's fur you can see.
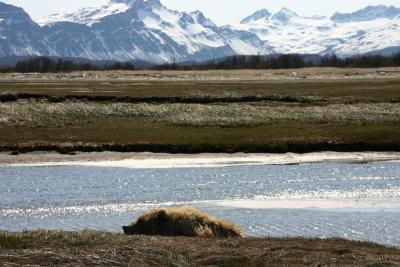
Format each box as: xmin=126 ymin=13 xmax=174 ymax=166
xmin=122 ymin=206 xmax=244 ymax=238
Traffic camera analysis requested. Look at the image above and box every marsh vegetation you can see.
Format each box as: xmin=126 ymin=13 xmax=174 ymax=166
xmin=0 ymin=69 xmax=399 ymax=153
xmin=0 ymin=101 xmax=399 ymax=128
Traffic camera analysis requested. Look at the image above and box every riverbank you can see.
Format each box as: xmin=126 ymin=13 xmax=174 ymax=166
xmin=1 ymin=231 xmax=399 ymax=266
xmin=1 ymin=151 xmax=400 ymax=167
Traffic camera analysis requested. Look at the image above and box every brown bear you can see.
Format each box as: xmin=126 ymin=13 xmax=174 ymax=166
xmin=122 ymin=206 xmax=244 ymax=238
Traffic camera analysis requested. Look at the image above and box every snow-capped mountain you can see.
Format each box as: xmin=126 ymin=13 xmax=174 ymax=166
xmin=0 ymin=0 xmax=272 ymax=63
xmin=235 ymin=5 xmax=400 ymax=56
xmin=0 ymin=1 xmax=399 ymax=63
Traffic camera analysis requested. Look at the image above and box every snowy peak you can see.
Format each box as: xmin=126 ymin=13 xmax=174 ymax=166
xmin=37 ymin=0 xmax=134 ymax=26
xmin=331 ymin=5 xmax=400 ymax=22
xmin=271 ymin=8 xmax=298 ymax=23
xmin=240 ymin=9 xmax=271 ymax=24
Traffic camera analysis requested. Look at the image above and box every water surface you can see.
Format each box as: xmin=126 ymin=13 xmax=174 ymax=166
xmin=1 ymin=162 xmax=399 ymax=246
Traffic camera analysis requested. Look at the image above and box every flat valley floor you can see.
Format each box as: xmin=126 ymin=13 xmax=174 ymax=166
xmin=0 ymin=67 xmax=399 ymax=155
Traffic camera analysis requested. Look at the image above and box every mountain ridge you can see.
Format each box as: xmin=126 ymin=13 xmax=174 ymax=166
xmin=234 ymin=5 xmax=400 ymax=56
xmin=331 ymin=5 xmax=400 ymax=22
xmin=0 ymin=1 xmax=399 ymax=63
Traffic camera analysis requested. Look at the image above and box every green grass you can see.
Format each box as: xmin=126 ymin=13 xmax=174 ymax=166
xmin=1 ymin=119 xmax=399 ymax=153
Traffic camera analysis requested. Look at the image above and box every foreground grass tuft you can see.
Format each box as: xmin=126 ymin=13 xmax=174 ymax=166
xmin=123 ymin=206 xmax=244 ymax=237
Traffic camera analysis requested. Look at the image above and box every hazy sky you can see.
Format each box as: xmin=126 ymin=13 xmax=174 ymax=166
xmin=3 ymin=0 xmax=400 ymax=25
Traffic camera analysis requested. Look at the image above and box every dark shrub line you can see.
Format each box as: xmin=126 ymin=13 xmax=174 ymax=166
xmin=0 ymin=93 xmax=319 ymax=104
xmin=1 ymin=53 xmax=399 ymax=73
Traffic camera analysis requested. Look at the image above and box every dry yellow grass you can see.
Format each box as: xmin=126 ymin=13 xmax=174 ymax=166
xmin=1 ymin=101 xmax=399 ymax=128
xmin=123 ymin=206 xmax=244 ymax=238
xmin=1 ymin=230 xmax=399 ymax=266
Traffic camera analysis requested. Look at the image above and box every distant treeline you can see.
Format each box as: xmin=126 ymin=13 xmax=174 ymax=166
xmin=154 ymin=53 xmax=400 ymax=70
xmin=1 ymin=53 xmax=400 ymax=72
xmin=0 ymin=57 xmax=135 ymax=73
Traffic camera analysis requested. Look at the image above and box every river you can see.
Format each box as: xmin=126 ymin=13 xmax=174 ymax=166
xmin=1 ymin=161 xmax=399 ymax=246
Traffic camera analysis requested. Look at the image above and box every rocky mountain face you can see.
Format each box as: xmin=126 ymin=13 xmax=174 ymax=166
xmin=0 ymin=2 xmax=51 ymax=56
xmin=0 ymin=1 xmax=399 ymax=63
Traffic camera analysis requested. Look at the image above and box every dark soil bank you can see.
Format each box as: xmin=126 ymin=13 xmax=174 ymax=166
xmin=2 ymin=142 xmax=400 ymax=155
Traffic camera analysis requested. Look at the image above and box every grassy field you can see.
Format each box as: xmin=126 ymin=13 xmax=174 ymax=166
xmin=1 ymin=231 xmax=399 ymax=266
xmin=0 ymin=69 xmax=399 ymax=153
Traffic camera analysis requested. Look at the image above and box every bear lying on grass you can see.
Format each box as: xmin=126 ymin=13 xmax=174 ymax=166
xmin=122 ymin=206 xmax=244 ymax=238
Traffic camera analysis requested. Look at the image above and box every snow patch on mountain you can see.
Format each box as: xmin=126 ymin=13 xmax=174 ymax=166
xmin=37 ymin=1 xmax=133 ymax=26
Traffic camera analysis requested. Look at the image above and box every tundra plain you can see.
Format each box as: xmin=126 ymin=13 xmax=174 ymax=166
xmin=0 ymin=68 xmax=399 ymax=154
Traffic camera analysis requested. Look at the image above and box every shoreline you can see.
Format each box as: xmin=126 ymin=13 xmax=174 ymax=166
xmin=1 ymin=151 xmax=400 ymax=168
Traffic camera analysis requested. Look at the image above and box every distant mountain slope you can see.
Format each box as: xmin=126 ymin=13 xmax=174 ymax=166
xmin=331 ymin=5 xmax=400 ymax=22
xmin=0 ymin=1 xmax=399 ymax=63
xmin=235 ymin=5 xmax=400 ymax=56
xmin=0 ymin=2 xmax=51 ymax=56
